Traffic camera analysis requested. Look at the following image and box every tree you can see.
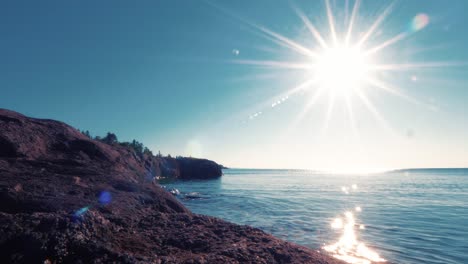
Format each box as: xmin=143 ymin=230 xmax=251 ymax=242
xmin=81 ymin=130 xmax=158 ymax=159
xmin=119 ymin=141 xmax=130 ymax=148
xmin=143 ymin=147 xmax=153 ymax=156
xmin=130 ymin=140 xmax=144 ymax=155
xmin=102 ymin=132 xmax=118 ymax=145
xmin=81 ymin=130 xmax=91 ymax=138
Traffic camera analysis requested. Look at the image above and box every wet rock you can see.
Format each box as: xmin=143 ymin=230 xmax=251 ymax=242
xmin=169 ymin=188 xmax=181 ymax=196
xmin=183 ymin=192 xmax=206 ymax=200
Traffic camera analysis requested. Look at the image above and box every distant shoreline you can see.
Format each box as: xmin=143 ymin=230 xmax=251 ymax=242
xmin=222 ymin=167 xmax=468 ymax=175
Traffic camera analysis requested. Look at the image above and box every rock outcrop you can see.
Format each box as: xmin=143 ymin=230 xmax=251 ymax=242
xmin=156 ymin=156 xmax=222 ymax=180
xmin=174 ymin=157 xmax=223 ymax=180
xmin=0 ymin=109 xmax=343 ymax=263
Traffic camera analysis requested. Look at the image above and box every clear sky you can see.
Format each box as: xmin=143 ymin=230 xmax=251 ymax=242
xmin=1 ymin=0 xmax=467 ymax=171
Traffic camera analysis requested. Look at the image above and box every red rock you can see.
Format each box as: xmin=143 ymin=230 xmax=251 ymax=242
xmin=0 ymin=109 xmax=344 ymax=263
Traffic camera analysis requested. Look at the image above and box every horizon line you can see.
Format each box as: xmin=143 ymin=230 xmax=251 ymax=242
xmin=221 ymin=167 xmax=468 ymax=174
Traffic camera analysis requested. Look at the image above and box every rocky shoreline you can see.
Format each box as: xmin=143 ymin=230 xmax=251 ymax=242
xmin=0 ymin=109 xmax=343 ymax=263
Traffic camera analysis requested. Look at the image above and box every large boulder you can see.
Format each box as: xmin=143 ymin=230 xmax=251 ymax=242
xmin=0 ymin=109 xmax=343 ymax=264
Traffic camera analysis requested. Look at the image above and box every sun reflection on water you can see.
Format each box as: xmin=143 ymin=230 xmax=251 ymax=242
xmin=323 ymin=210 xmax=385 ymax=264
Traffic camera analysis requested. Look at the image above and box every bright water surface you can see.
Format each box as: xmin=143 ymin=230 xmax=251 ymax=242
xmin=164 ymin=169 xmax=468 ymax=264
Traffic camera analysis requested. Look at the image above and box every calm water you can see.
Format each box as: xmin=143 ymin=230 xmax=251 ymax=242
xmin=164 ymin=169 xmax=468 ymax=264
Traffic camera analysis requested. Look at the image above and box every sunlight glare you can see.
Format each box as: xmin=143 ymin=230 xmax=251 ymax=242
xmin=315 ymin=46 xmax=371 ymax=96
xmin=324 ymin=211 xmax=386 ymax=264
xmin=332 ymin=218 xmax=344 ymax=229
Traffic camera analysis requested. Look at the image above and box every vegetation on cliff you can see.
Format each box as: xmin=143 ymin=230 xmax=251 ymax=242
xmin=78 ymin=130 xmax=222 ymax=180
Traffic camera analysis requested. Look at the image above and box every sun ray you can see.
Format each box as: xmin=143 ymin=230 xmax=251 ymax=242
xmin=256 ymin=78 xmax=320 ymax=122
xmin=264 ymin=79 xmax=318 ymax=112
xmin=283 ymin=78 xmax=318 ymax=96
xmin=238 ymin=78 xmax=318 ymax=124
xmin=345 ymin=0 xmax=360 ymax=45
xmin=232 ymin=59 xmax=313 ymax=70
xmin=369 ymin=61 xmax=468 ymax=71
xmin=294 ymin=7 xmax=329 ymax=49
xmin=355 ymin=88 xmax=392 ymax=132
xmin=323 ymin=90 xmax=336 ymax=134
xmin=344 ymin=94 xmax=359 ymax=137
xmin=264 ymin=78 xmax=318 ymax=110
xmin=255 ymin=24 xmax=318 ymax=58
xmin=204 ymin=0 xmax=318 ymax=58
xmin=364 ymin=77 xmax=424 ymax=106
xmin=356 ymin=2 xmax=395 ymax=48
xmin=364 ymin=32 xmax=408 ymax=55
xmin=228 ymin=72 xmax=293 ymax=83
xmin=291 ymin=85 xmax=325 ymax=129
xmin=325 ymin=0 xmax=338 ymax=45
xmin=401 ymin=43 xmax=451 ymax=56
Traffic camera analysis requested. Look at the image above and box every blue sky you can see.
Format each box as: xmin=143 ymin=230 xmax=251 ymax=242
xmin=1 ymin=0 xmax=467 ymax=171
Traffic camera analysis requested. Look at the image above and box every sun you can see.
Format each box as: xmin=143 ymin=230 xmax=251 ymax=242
xmin=229 ymin=0 xmax=460 ymax=134
xmin=314 ymin=45 xmax=371 ymax=96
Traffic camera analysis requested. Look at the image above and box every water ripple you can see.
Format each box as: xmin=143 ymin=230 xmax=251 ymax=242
xmin=166 ymin=169 xmax=468 ymax=264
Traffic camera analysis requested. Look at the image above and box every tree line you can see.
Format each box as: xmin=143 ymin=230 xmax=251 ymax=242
xmin=80 ymin=130 xmax=169 ymax=158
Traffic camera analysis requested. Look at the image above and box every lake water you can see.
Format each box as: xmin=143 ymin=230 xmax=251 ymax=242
xmin=163 ymin=169 xmax=468 ymax=264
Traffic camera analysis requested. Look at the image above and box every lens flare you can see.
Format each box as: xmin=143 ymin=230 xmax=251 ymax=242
xmin=73 ymin=206 xmax=90 ymax=218
xmin=98 ymin=191 xmax=112 ymax=205
xmin=410 ymin=13 xmax=430 ymax=32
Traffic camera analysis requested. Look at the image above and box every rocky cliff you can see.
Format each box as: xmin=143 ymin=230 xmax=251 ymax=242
xmin=156 ymin=156 xmax=222 ymax=180
xmin=0 ymin=109 xmax=343 ymax=264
